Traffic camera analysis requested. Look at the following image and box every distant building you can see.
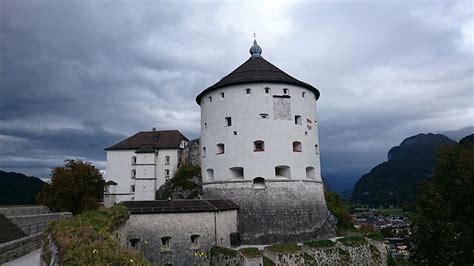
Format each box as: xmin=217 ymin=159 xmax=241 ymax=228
xmin=103 ymin=129 xmax=189 ymax=207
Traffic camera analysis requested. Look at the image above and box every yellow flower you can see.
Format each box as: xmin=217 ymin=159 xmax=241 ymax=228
xmin=92 ymin=249 xmax=98 ymax=254
xmin=130 ymin=258 xmax=134 ymax=263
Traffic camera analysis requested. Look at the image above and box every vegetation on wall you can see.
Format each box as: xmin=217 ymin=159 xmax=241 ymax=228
xmin=41 ymin=205 xmax=150 ymax=265
xmin=411 ymin=134 xmax=474 ymax=265
xmin=325 ymin=191 xmax=353 ymax=229
xmin=155 ymin=165 xmax=202 ymax=199
xmin=36 ymin=159 xmax=104 ymax=214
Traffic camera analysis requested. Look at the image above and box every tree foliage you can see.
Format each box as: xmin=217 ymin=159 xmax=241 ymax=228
xmin=325 ymin=191 xmax=353 ymax=229
xmin=155 ymin=165 xmax=202 ymax=200
xmin=37 ymin=159 xmax=105 ymax=214
xmin=411 ymin=134 xmax=474 ymax=265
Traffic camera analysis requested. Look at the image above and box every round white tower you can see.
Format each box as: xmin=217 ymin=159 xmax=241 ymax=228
xmin=196 ymin=40 xmax=335 ymax=244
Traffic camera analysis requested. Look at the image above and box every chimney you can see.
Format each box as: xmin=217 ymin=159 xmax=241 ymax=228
xmin=152 ymin=127 xmax=156 ymax=131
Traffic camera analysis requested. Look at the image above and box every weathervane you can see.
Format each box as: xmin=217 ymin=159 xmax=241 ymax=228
xmin=253 ymin=33 xmax=257 ymax=40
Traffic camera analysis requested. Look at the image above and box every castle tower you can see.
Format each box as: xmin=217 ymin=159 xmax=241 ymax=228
xmin=196 ymin=40 xmax=335 ymax=244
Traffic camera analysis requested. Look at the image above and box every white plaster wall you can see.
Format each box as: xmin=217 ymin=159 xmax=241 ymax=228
xmin=105 ymin=148 xmax=181 ymax=205
xmin=106 ymin=150 xmax=136 ymax=195
xmin=200 ymin=83 xmax=321 ymax=182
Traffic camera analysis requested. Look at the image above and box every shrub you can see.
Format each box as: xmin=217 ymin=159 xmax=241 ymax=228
xmin=304 ymin=239 xmax=336 ymax=248
xmin=239 ymin=247 xmax=261 ymax=258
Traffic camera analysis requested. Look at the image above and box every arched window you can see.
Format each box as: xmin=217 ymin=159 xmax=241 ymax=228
xmin=275 ymin=165 xmax=291 ymax=178
xmin=254 ymin=140 xmax=265 ymax=152
xmin=216 ymin=143 xmax=225 ymax=154
xmin=293 ymin=141 xmax=302 ymax=152
xmin=230 ymin=167 xmax=244 ymax=179
xmin=206 ymin=169 xmax=214 ymax=181
xmin=306 ymin=166 xmax=316 ymax=179
xmin=253 ymin=177 xmax=265 ymax=189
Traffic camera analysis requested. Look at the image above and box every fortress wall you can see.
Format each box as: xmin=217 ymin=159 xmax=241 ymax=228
xmin=204 ymin=180 xmax=335 ymax=244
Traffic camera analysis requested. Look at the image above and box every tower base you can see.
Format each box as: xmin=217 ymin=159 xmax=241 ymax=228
xmin=203 ymin=179 xmax=336 ymax=244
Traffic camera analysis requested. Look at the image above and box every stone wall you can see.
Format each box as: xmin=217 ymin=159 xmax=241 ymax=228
xmin=180 ymin=138 xmax=201 ymax=167
xmin=116 ymin=209 xmax=238 ymax=265
xmin=204 ymin=179 xmax=336 ymax=244
xmin=0 ymin=206 xmax=49 ymax=217
xmin=0 ymin=233 xmax=42 ymax=264
xmin=8 ymin=213 xmax=71 ymax=235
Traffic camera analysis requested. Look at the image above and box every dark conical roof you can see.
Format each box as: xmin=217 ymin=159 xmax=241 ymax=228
xmin=196 ymin=56 xmax=319 ymax=104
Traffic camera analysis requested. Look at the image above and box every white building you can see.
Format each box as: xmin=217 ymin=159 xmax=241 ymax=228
xmin=103 ymin=129 xmax=189 ymax=207
xmin=196 ymin=40 xmax=334 ymax=244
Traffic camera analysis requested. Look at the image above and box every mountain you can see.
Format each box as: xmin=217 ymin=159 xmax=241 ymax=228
xmin=0 ymin=170 xmax=45 ymax=205
xmin=439 ymin=126 xmax=474 ymax=142
xmin=351 ymin=133 xmax=457 ymax=207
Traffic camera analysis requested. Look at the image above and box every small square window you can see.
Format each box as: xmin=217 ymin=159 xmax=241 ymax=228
xmin=165 ymin=169 xmax=170 ymax=178
xmin=283 ymin=88 xmax=289 ymax=94
xmin=264 ymin=87 xmax=270 ymax=94
xmin=161 ymin=237 xmax=171 ymax=251
xmin=165 ymin=156 xmax=170 ymax=165
xmin=245 ymin=88 xmax=251 ymax=95
xmin=254 ymin=140 xmax=265 ymax=152
xmin=225 ymin=117 xmax=232 ymax=127
xmin=216 ymin=143 xmax=225 ymax=154
xmin=295 ymin=115 xmax=302 ymax=125
xmin=220 ymin=92 xmax=225 ymax=98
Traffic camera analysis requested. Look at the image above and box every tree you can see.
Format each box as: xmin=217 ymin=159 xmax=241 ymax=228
xmin=37 ymin=159 xmax=105 ymax=215
xmin=411 ymin=134 xmax=474 ymax=265
xmin=324 ymin=191 xmax=353 ymax=229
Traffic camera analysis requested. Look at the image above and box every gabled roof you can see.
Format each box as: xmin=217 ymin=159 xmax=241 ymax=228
xmin=196 ymin=56 xmax=320 ymax=104
xmin=105 ymin=130 xmax=188 ymax=151
xmin=121 ymin=199 xmax=239 ymax=214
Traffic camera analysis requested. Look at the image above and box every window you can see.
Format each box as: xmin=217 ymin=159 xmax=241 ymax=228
xmin=130 ymin=185 xmax=135 ymax=193
xmin=306 ymin=166 xmax=316 ymax=179
xmin=225 ymin=117 xmax=232 ymax=127
xmin=191 ymin=235 xmax=200 ymax=249
xmin=315 ymin=144 xmax=319 ymax=154
xmin=129 ymin=238 xmax=141 ymax=250
xmin=206 ymin=169 xmax=214 ymax=181
xmin=131 ymin=156 xmax=137 ymax=165
xmin=295 ymin=115 xmax=302 ymax=125
xmin=220 ymin=92 xmax=225 ymax=99
xmin=202 ymin=147 xmax=206 ymax=157
xmin=245 ymin=88 xmax=251 ymax=95
xmin=165 ymin=156 xmax=170 ymax=165
xmin=293 ymin=141 xmax=302 ymax=152
xmin=254 ymin=140 xmax=265 ymax=152
xmin=283 ymin=88 xmax=289 ymax=94
xmin=204 ymin=123 xmax=207 ymax=129
xmin=216 ymin=143 xmax=224 ymax=154
xmin=264 ymin=87 xmax=271 ymax=94
xmin=275 ymin=165 xmax=291 ymax=178
xmin=208 ymin=96 xmax=212 ymax=102
xmin=161 ymin=237 xmax=171 ymax=251
xmin=230 ymin=167 xmax=244 ymax=179
xmin=233 ymin=131 xmax=238 ymax=135
xmin=165 ymin=169 xmax=170 ymax=178
xmin=302 ymin=91 xmax=306 ymax=97
xmin=259 ymin=113 xmax=268 ymax=119
xmin=253 ymin=177 xmax=265 ymax=189
xmin=131 ymin=169 xmax=136 ymax=178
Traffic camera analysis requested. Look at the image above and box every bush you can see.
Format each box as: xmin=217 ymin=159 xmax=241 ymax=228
xmin=211 ymin=246 xmax=238 ymax=257
xmin=325 ymin=191 xmax=353 ymax=229
xmin=239 ymin=247 xmax=261 ymax=258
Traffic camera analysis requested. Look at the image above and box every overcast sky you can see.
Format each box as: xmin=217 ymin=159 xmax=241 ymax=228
xmin=0 ymin=0 xmax=472 ymax=184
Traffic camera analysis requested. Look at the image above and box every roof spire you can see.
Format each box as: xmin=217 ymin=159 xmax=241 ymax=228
xmin=249 ymin=33 xmax=262 ymax=57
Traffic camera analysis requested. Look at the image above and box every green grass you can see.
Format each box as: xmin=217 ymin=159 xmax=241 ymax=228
xmin=378 ymin=208 xmax=415 ymax=220
xmin=337 ymin=236 xmax=368 ymax=247
xmin=211 ymin=246 xmax=238 ymax=257
xmin=263 ymin=256 xmax=275 ymax=266
xmin=365 ymin=231 xmax=385 ymax=241
xmin=41 ymin=205 xmax=150 ymax=265
xmin=266 ymin=242 xmax=300 ymax=253
xmin=304 ymin=239 xmax=336 ymax=248
xmin=239 ymin=247 xmax=261 ymax=258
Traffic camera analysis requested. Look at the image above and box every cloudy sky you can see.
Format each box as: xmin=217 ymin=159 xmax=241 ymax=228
xmin=0 ymin=0 xmax=472 ymax=188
